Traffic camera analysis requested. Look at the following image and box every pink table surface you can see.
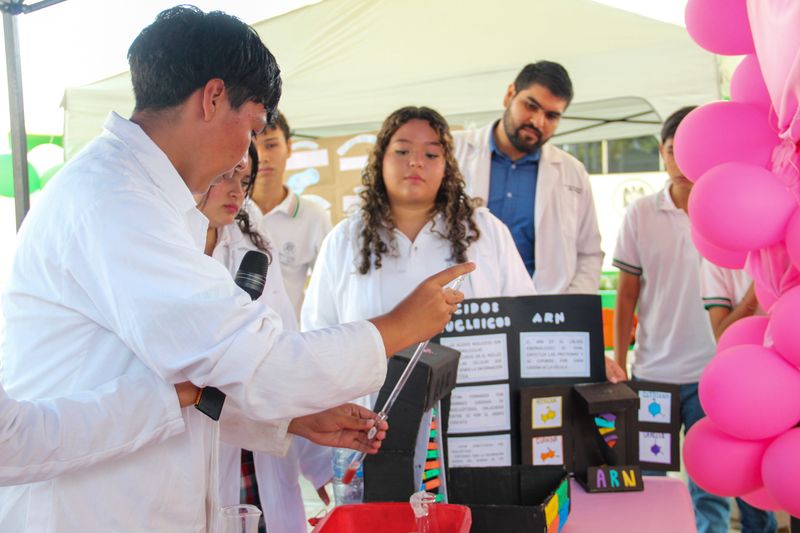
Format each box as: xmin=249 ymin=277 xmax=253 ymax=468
xmin=562 ymin=477 xmax=697 ymax=533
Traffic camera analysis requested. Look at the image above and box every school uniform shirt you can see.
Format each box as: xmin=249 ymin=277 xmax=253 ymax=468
xmin=0 ymin=372 xmax=184 ymax=486
xmin=700 ymin=261 xmax=753 ymax=311
xmin=0 ymin=112 xmax=387 ymax=532
xmin=302 ymin=206 xmax=535 ymax=338
xmin=247 ymin=191 xmax=332 ymax=319
xmin=612 ymin=186 xmax=717 ymax=384
xmin=454 ymin=124 xmax=604 ymax=294
xmin=213 ymin=223 xmax=331 ymax=533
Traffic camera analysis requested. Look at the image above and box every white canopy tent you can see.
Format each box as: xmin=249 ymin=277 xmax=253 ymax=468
xmin=62 ymin=0 xmax=721 ymax=159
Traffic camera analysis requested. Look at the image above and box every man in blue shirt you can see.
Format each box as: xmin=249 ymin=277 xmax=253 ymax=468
xmin=454 ymin=61 xmax=604 ymax=296
xmin=455 ymin=61 xmax=621 ymax=382
xmin=487 ymin=132 xmax=540 ymax=275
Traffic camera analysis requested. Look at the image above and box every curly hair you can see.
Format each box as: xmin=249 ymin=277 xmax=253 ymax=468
xmin=358 ymin=106 xmax=479 ymax=275
xmin=237 ymin=142 xmax=271 ymax=261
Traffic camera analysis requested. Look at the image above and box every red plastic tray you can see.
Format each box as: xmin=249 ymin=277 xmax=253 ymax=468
xmin=312 ymin=502 xmax=471 ymax=533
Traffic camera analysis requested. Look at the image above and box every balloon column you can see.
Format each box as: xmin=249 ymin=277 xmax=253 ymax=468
xmin=681 ymin=0 xmax=800 ymax=517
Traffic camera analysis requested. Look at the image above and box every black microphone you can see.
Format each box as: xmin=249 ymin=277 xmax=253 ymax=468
xmin=234 ymin=251 xmax=269 ymax=301
xmin=195 ymin=251 xmax=269 ymax=420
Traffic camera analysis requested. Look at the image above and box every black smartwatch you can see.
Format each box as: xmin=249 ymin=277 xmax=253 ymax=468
xmin=194 ymin=386 xmax=226 ymax=421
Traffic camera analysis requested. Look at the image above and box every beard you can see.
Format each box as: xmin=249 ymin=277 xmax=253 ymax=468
xmin=502 ymin=107 xmax=548 ymax=154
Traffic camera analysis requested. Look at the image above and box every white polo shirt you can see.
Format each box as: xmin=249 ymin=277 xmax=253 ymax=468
xmin=700 ymin=261 xmax=753 ymax=310
xmin=612 ymin=186 xmax=716 ymax=384
xmin=247 ymin=191 xmax=332 ymax=319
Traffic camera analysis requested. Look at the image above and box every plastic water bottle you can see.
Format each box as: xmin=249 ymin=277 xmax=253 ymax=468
xmin=332 ymin=448 xmax=364 ymax=506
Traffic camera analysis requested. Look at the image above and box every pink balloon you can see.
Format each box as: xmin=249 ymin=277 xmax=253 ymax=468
xmin=754 ymin=279 xmax=779 ymax=314
xmin=769 ymin=285 xmax=800 ymax=367
xmin=699 ymin=344 xmax=800 ymax=439
xmin=688 ymin=163 xmax=795 ymax=251
xmin=785 ymin=210 xmax=800 ymax=272
xmin=717 ymin=316 xmax=769 ymax=352
xmin=690 ymin=225 xmax=747 ymax=269
xmin=730 ymin=55 xmax=772 ymax=110
xmin=683 ymin=417 xmax=768 ymax=496
xmin=685 ymin=0 xmax=755 ymax=55
xmin=761 ymin=428 xmax=800 ymax=516
xmin=741 ymin=487 xmax=784 ymax=512
xmin=673 ymin=102 xmax=778 ymax=182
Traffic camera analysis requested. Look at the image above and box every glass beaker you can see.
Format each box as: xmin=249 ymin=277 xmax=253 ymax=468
xmin=220 ymin=504 xmax=261 ymax=533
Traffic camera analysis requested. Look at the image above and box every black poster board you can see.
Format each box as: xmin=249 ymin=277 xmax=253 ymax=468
xmin=627 ymin=380 xmax=681 ymax=471
xmin=435 ymin=294 xmax=605 ymax=467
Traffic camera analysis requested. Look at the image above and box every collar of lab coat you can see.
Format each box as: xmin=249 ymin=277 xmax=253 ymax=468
xmin=102 ymin=112 xmax=198 ymax=217
xmin=459 ymin=122 xmax=566 ymax=230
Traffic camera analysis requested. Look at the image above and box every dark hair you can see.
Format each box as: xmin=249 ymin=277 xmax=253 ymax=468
xmin=266 ymin=110 xmax=291 ymax=142
xmin=237 ymin=142 xmax=271 ymax=256
xmin=661 ymin=106 xmax=696 ymax=143
xmin=358 ymin=106 xmax=480 ymax=275
xmin=513 ymin=61 xmax=573 ymax=105
xmin=128 ymin=6 xmax=281 ymax=115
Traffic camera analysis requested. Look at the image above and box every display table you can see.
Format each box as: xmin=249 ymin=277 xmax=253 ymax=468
xmin=562 ymin=477 xmax=697 ymax=533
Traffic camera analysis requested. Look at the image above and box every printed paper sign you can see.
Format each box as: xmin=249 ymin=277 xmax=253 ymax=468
xmin=519 ymin=331 xmax=590 ymax=378
xmin=533 ymin=435 xmax=564 ymax=466
xmin=447 ymin=434 xmax=512 ymax=468
xmin=339 ymin=155 xmax=368 ymax=172
xmin=532 ymin=396 xmax=563 ymax=429
xmin=639 ymin=431 xmax=671 ymax=464
xmin=286 ymin=149 xmax=329 ymax=170
xmin=448 ymin=384 xmax=511 ymax=434
xmin=440 ymin=333 xmax=509 ymax=383
xmin=637 ymin=390 xmax=672 ymax=423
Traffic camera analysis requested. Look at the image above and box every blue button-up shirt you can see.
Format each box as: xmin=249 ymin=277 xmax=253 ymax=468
xmin=487 ymin=126 xmax=540 ymax=276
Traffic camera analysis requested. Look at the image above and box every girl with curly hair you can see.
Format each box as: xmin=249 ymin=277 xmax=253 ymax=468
xmin=303 ymin=106 xmax=534 ymax=385
xmin=198 ymin=143 xmax=332 ymax=533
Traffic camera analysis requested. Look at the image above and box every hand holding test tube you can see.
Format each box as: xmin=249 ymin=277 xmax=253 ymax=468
xmin=342 ymin=274 xmax=467 ymax=484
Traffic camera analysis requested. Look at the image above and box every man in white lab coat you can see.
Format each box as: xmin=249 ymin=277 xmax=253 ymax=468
xmin=0 ymin=7 xmax=471 ymax=531
xmin=454 ymin=61 xmax=604 ymax=296
xmin=454 ymin=61 xmax=625 ymax=381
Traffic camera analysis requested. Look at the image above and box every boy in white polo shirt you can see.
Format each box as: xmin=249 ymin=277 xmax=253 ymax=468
xmin=248 ymin=111 xmax=333 ymax=319
xmin=701 ymin=263 xmax=777 ymax=533
xmin=700 ymin=263 xmax=759 ymax=341
xmin=612 ymin=107 xmax=731 ymax=533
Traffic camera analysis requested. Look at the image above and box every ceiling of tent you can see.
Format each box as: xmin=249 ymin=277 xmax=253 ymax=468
xmin=62 ymin=0 xmax=720 ymax=159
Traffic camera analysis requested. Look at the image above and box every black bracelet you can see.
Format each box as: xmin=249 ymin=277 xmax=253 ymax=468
xmin=194 ymin=386 xmax=226 ymax=421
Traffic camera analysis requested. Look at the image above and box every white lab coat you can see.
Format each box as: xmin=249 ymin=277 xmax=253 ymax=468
xmin=213 ymin=223 xmax=331 ymax=533
xmin=454 ymin=124 xmax=604 ymax=294
xmin=0 ymin=372 xmax=184 ymax=486
xmin=303 ymin=207 xmax=535 ymax=331
xmin=0 ymin=113 xmax=387 ymax=532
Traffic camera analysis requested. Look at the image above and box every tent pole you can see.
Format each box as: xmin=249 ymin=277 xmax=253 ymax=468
xmin=3 ymin=6 xmax=30 ymax=231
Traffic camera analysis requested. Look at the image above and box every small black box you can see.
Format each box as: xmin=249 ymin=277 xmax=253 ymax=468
xmin=448 ymin=466 xmax=570 ymax=532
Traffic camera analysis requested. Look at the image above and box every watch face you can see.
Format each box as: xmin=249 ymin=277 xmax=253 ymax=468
xmin=195 ymin=387 xmax=226 ymax=421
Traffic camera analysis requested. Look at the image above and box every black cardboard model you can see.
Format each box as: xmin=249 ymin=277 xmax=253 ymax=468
xmin=572 ymin=382 xmax=642 ymax=492
xmin=519 ymin=380 xmax=681 ymax=493
xmin=363 ymin=342 xmax=460 ymax=502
